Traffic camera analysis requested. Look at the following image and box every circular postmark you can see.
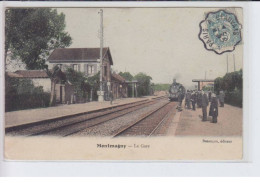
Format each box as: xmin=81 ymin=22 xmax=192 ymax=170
xmin=199 ymin=10 xmax=242 ymax=55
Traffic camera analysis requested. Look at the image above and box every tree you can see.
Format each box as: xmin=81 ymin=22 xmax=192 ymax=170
xmin=152 ymin=83 xmax=171 ymax=91
xmin=214 ymin=77 xmax=223 ymax=94
xmin=5 ymin=8 xmax=72 ymax=70
xmin=119 ymin=72 xmax=133 ymax=81
xmin=202 ymin=85 xmax=214 ymax=91
xmin=134 ymin=72 xmax=152 ymax=96
xmin=65 ymin=68 xmax=91 ymax=102
xmin=86 ymin=72 xmax=100 ymax=101
xmin=214 ymin=69 xmax=243 ymax=94
xmin=214 ymin=69 xmax=243 ymax=107
xmin=119 ymin=72 xmax=134 ymax=97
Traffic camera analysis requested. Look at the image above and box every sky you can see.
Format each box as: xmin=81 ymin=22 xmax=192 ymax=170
xmin=58 ymin=8 xmax=243 ymax=88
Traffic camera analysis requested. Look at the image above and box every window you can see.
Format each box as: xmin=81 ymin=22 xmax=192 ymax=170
xmin=73 ymin=64 xmax=79 ymax=71
xmin=88 ymin=65 xmax=95 ymax=74
xmin=56 ymin=64 xmax=62 ymax=69
xmin=104 ymin=66 xmax=107 ymax=76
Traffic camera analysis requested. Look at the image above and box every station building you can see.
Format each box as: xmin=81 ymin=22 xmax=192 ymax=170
xmin=47 ymin=47 xmax=128 ymax=100
xmin=7 ymin=47 xmax=130 ymax=103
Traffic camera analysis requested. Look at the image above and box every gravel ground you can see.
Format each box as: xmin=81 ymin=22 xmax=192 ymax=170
xmin=149 ymin=104 xmax=177 ymax=136
xmin=72 ymin=99 xmax=170 ymax=137
xmin=6 ymin=100 xmax=153 ymax=136
xmin=117 ymin=102 xmax=176 ymax=137
xmin=43 ymin=100 xmax=159 ymax=136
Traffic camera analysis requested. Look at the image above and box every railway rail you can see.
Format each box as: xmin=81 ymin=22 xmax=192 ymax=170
xmin=6 ymin=96 xmax=167 ymax=136
xmin=113 ymin=101 xmax=176 ymax=137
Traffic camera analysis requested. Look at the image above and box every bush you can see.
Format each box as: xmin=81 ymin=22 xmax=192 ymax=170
xmin=6 ymin=92 xmax=50 ymax=112
xmin=224 ymin=89 xmax=243 ymax=108
xmin=5 ymin=74 xmax=51 ymax=112
xmin=214 ymin=69 xmax=243 ymax=107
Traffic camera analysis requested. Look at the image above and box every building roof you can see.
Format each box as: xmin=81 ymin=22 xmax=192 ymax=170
xmin=47 ymin=47 xmax=113 ymax=65
xmin=125 ymin=80 xmax=138 ymax=83
xmin=192 ymin=79 xmax=214 ymax=82
xmin=14 ymin=70 xmax=49 ymax=78
xmin=111 ymin=73 xmax=126 ymax=83
xmin=6 ymin=72 xmax=23 ymax=78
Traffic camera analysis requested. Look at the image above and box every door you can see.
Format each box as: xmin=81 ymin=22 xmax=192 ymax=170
xmin=60 ymin=85 xmax=62 ymax=104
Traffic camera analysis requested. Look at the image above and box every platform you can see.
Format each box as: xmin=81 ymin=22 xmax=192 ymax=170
xmin=5 ymin=96 xmax=158 ymax=129
xmin=173 ymin=103 xmax=243 ymax=136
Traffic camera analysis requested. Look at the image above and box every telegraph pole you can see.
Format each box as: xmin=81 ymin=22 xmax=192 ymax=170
xmin=226 ymin=54 xmax=229 ymax=73
xmin=233 ymin=54 xmax=236 ymax=72
xmin=98 ymin=9 xmax=104 ymax=102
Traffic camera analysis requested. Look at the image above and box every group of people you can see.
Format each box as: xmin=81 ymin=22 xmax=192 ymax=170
xmin=177 ymin=90 xmax=225 ymax=123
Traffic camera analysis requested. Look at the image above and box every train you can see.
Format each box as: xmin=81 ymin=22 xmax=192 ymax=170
xmin=168 ymin=79 xmax=186 ymax=101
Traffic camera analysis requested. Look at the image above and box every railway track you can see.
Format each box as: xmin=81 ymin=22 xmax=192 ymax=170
xmin=6 ymin=96 xmax=167 ymax=136
xmin=113 ymin=101 xmax=176 ymax=137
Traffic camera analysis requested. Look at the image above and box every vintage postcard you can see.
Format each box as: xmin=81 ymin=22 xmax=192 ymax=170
xmin=3 ymin=7 xmax=244 ymax=160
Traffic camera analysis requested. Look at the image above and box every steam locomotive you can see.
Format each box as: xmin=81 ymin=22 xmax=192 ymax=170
xmin=168 ymin=79 xmax=185 ymax=101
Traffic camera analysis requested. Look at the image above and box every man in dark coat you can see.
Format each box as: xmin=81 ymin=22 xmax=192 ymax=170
xmin=177 ymin=91 xmax=183 ymax=111
xmin=208 ymin=91 xmax=212 ymax=102
xmin=209 ymin=93 xmax=218 ymax=123
xmin=201 ymin=90 xmax=209 ymax=121
xmin=185 ymin=90 xmax=191 ymax=109
xmin=110 ymin=90 xmax=113 ymax=105
xmin=195 ymin=91 xmax=198 ymax=107
xmin=197 ymin=90 xmax=202 ymax=108
xmin=191 ymin=90 xmax=197 ymax=111
xmin=219 ymin=90 xmax=225 ymax=107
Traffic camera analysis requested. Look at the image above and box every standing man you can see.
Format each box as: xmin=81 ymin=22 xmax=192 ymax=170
xmin=209 ymin=93 xmax=218 ymax=123
xmin=185 ymin=90 xmax=191 ymax=109
xmin=191 ymin=90 xmax=197 ymax=111
xmin=219 ymin=90 xmax=225 ymax=107
xmin=177 ymin=91 xmax=183 ymax=111
xmin=110 ymin=90 xmax=113 ymax=105
xmin=208 ymin=91 xmax=212 ymax=102
xmin=201 ymin=90 xmax=209 ymax=121
xmin=197 ymin=90 xmax=202 ymax=108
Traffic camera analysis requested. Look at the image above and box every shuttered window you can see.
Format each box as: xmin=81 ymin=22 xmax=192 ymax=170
xmin=84 ymin=64 xmax=88 ymax=75
xmin=73 ymin=64 xmax=79 ymax=71
xmin=56 ymin=64 xmax=62 ymax=69
xmin=88 ymin=65 xmax=95 ymax=74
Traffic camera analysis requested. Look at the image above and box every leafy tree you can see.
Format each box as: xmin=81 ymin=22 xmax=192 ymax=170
xmin=214 ymin=69 xmax=243 ymax=94
xmin=5 ymin=8 xmax=72 ymax=69
xmin=202 ymin=85 xmax=214 ymax=91
xmin=119 ymin=72 xmax=133 ymax=81
xmin=86 ymin=72 xmax=100 ymax=101
xmin=65 ymin=68 xmax=91 ymax=102
xmin=134 ymin=72 xmax=152 ymax=96
xmin=119 ymin=72 xmax=134 ymax=97
xmin=214 ymin=77 xmax=223 ymax=94
xmin=214 ymin=69 xmax=243 ymax=107
xmin=152 ymin=83 xmax=171 ymax=91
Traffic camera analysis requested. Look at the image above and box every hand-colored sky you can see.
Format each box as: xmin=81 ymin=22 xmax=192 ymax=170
xmin=59 ymin=7 xmax=243 ymax=88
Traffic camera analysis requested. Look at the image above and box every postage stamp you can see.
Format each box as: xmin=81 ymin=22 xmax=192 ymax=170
xmin=199 ymin=10 xmax=242 ymax=54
